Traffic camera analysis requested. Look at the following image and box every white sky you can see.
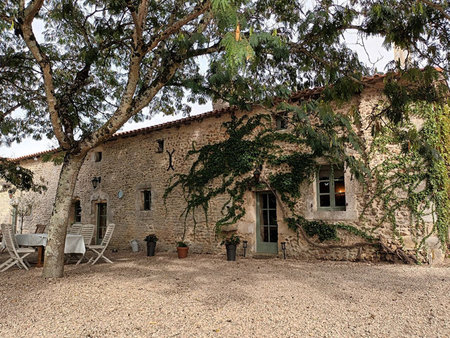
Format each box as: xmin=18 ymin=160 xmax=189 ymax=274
xmin=0 ymin=18 xmax=392 ymax=159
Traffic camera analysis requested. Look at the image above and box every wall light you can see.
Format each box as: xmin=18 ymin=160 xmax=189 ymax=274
xmin=91 ymin=177 xmax=101 ymax=189
xmin=253 ymin=168 xmax=261 ymax=184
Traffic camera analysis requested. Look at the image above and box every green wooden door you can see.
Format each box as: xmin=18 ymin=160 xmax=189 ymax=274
xmin=96 ymin=203 xmax=107 ymax=244
xmin=256 ymin=192 xmax=278 ymax=254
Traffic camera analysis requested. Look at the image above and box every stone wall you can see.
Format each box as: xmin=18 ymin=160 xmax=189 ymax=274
xmin=0 ymin=185 xmax=11 ymax=225
xmin=0 ymin=85 xmax=444 ymax=263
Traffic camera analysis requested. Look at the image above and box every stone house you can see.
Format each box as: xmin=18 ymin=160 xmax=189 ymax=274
xmin=0 ymin=74 xmax=447 ymax=264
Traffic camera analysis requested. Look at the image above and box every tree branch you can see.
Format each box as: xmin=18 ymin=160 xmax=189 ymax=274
xmin=183 ymin=42 xmax=221 ymax=59
xmin=288 ymin=42 xmax=376 ymax=89
xmin=419 ymin=0 xmax=450 ymax=21
xmin=145 ymin=0 xmax=211 ymax=53
xmin=129 ymin=0 xmax=149 ymax=50
xmin=78 ymin=1 xmax=151 ymax=149
xmin=0 ymin=103 xmax=22 ymax=122
xmin=0 ymin=13 xmax=13 ymax=24
xmin=19 ymin=0 xmax=72 ymax=149
xmin=23 ymin=0 xmax=44 ymax=25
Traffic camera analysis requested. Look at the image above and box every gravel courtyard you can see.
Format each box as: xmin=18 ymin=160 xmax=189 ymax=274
xmin=0 ymin=251 xmax=449 ymax=337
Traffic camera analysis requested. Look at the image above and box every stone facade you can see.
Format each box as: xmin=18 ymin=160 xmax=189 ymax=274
xmin=1 ymin=83 xmax=445 ymax=263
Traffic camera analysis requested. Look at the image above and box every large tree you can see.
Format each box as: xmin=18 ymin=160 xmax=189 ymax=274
xmin=0 ymin=0 xmax=448 ymax=277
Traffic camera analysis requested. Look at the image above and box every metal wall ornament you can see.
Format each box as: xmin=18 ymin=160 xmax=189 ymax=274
xmin=167 ymin=149 xmax=175 ymax=171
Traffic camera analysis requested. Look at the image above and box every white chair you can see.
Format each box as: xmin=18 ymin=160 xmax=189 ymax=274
xmin=75 ymin=224 xmax=95 ymax=265
xmin=86 ymin=223 xmax=115 ymax=265
xmin=68 ymin=223 xmax=82 ymax=235
xmin=80 ymin=224 xmax=95 ymax=245
xmin=0 ymin=224 xmax=35 ymax=272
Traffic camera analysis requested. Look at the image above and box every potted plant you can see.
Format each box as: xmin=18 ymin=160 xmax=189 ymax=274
xmin=144 ymin=234 xmax=158 ymax=256
xmin=221 ymin=234 xmax=240 ymax=261
xmin=176 ymin=241 xmax=189 ymax=259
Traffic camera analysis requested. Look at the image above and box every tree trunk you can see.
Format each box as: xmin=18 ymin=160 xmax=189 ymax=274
xmin=42 ymin=152 xmax=86 ymax=278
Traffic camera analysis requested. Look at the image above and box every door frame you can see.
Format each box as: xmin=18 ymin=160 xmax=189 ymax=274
xmin=95 ymin=202 xmax=107 ymax=244
xmin=255 ymin=191 xmax=278 ymax=254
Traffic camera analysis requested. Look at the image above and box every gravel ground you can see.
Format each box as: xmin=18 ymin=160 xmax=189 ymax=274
xmin=0 ymin=250 xmax=449 ymax=337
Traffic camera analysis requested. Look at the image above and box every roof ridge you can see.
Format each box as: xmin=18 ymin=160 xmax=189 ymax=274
xmin=10 ymin=71 xmax=400 ymax=161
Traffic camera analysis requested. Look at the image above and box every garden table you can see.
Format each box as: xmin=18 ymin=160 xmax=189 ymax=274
xmin=15 ymin=233 xmax=86 ymax=267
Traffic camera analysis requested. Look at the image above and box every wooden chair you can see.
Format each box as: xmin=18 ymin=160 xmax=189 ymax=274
xmin=35 ymin=224 xmax=46 ymax=234
xmin=75 ymin=224 xmax=95 ymax=265
xmin=85 ymin=223 xmax=116 ymax=265
xmin=0 ymin=224 xmax=35 ymax=272
xmin=67 ymin=223 xmax=82 ymax=235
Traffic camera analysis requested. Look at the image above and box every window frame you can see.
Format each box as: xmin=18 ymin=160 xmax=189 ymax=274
xmin=74 ymin=200 xmax=82 ymax=223
xmin=275 ymin=112 xmax=289 ymax=130
xmin=142 ymin=190 xmax=152 ymax=211
xmin=316 ymin=165 xmax=346 ymax=211
xmin=94 ymin=151 xmax=102 ymax=162
xmin=156 ymin=139 xmax=164 ymax=153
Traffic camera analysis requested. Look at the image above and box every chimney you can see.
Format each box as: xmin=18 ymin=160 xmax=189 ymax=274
xmin=393 ymin=45 xmax=408 ymax=68
xmin=212 ymin=99 xmax=230 ymax=111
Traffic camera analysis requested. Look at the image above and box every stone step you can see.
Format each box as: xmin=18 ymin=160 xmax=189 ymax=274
xmin=252 ymin=253 xmax=279 ymax=259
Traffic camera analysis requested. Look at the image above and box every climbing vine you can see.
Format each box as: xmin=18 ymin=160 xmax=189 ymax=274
xmin=164 ymin=99 xmax=370 ymax=240
xmin=164 ymin=69 xmax=449 ymax=261
xmin=363 ymin=102 xmax=450 ymax=254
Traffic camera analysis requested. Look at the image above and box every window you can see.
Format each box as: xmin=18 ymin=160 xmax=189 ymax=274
xmin=94 ymin=152 xmax=102 ymax=162
xmin=142 ymin=190 xmax=151 ymax=210
xmin=74 ymin=200 xmax=81 ymax=223
xmin=275 ymin=113 xmax=288 ymax=130
xmin=156 ymin=139 xmax=164 ymax=153
xmin=317 ymin=165 xmax=346 ymax=210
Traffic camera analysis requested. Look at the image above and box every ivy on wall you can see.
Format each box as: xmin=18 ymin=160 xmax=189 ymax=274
xmin=164 ymin=100 xmax=370 ymax=241
xmin=164 ymin=69 xmax=449 ymax=261
xmin=363 ymin=102 xmax=450 ymax=253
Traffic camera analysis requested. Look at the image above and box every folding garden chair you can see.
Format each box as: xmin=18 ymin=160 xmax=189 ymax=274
xmin=75 ymin=224 xmax=95 ymax=265
xmin=85 ymin=223 xmax=115 ymax=265
xmin=0 ymin=224 xmax=35 ymax=272
xmin=68 ymin=223 xmax=82 ymax=235
xmin=34 ymin=224 xmax=46 ymax=234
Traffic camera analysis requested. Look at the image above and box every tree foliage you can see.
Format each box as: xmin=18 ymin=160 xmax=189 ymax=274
xmin=1 ymin=0 xmax=447 ymax=151
xmin=0 ymin=157 xmax=45 ymax=192
xmin=0 ymin=0 xmax=448 ymax=275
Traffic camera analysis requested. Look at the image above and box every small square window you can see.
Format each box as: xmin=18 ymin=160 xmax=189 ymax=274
xmin=156 ymin=139 xmax=164 ymax=153
xmin=94 ymin=152 xmax=102 ymax=162
xmin=275 ymin=113 xmax=288 ymax=130
xmin=317 ymin=165 xmax=346 ymax=210
xmin=142 ymin=190 xmax=151 ymax=210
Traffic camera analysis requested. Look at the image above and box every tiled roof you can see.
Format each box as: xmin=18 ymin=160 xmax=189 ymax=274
xmin=109 ymin=105 xmax=238 ymax=141
xmin=289 ymin=73 xmax=388 ymax=101
xmin=12 ymin=149 xmax=57 ymax=161
xmin=11 ymin=73 xmax=391 ymax=161
xmin=11 ymin=106 xmax=238 ymax=161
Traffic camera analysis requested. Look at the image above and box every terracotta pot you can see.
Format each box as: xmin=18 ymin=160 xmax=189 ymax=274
xmin=177 ymin=246 xmax=189 ymax=259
